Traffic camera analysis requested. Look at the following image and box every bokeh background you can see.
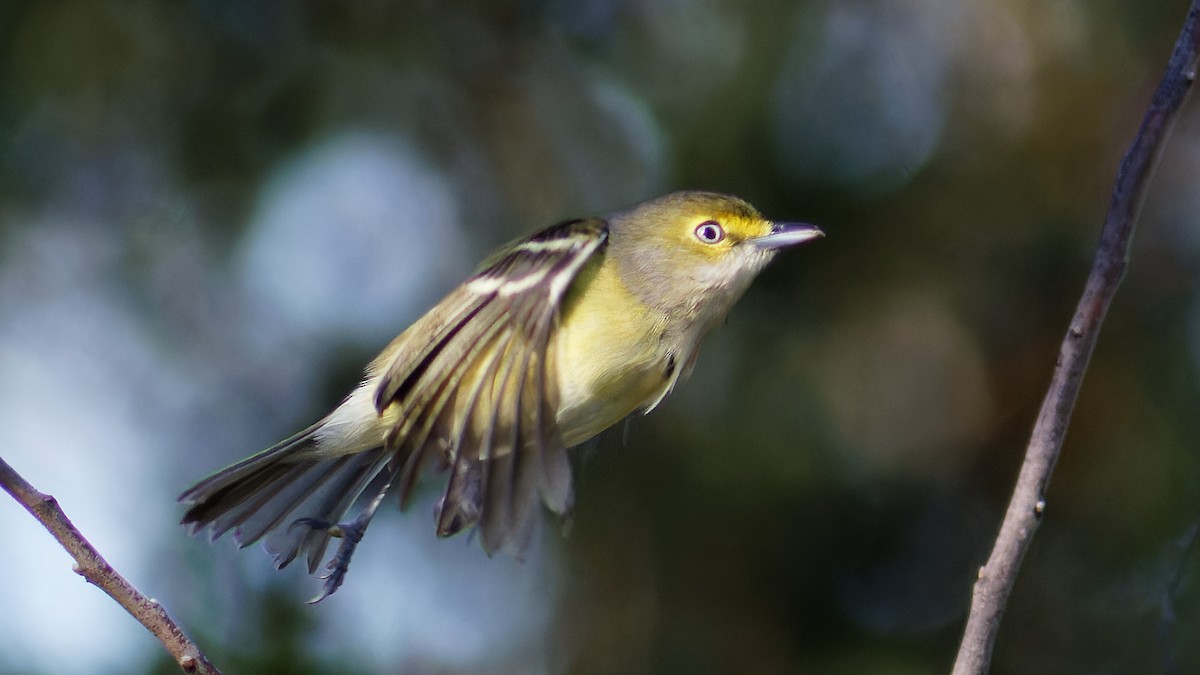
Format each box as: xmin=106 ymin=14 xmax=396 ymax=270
xmin=2 ymin=1 xmax=1200 ymax=673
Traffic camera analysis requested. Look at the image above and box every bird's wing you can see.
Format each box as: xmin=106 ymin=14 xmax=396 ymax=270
xmin=371 ymin=217 xmax=607 ymax=555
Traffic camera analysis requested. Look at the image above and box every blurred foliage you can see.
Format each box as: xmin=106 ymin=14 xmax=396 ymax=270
xmin=3 ymin=1 xmax=1200 ymax=674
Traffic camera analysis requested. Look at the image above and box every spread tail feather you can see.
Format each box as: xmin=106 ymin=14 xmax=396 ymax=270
xmin=179 ymin=424 xmax=391 ymax=573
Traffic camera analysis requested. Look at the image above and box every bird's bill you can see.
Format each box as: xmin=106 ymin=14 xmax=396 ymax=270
xmin=751 ymin=221 xmax=824 ymax=249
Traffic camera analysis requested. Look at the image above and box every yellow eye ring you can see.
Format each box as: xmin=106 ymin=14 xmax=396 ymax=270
xmin=694 ymin=220 xmax=725 ymax=244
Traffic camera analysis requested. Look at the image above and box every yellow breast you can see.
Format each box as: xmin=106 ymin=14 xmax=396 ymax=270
xmin=553 ymin=255 xmax=672 ymax=447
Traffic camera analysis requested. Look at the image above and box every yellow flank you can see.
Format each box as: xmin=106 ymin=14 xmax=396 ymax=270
xmin=553 ymin=252 xmax=671 ymax=447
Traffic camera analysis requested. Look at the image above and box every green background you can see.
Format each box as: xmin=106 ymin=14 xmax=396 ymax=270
xmin=2 ymin=1 xmax=1199 ymax=673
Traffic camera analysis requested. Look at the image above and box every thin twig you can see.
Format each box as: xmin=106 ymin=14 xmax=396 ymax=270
xmin=952 ymin=3 xmax=1200 ymax=674
xmin=0 ymin=456 xmax=220 ymax=674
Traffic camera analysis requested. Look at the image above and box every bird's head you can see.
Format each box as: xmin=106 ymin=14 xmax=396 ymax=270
xmin=607 ymin=191 xmax=823 ymax=319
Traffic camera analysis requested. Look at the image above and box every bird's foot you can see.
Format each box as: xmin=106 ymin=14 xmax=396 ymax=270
xmin=290 ymin=517 xmax=367 ymax=543
xmin=289 ymin=516 xmax=369 ymax=603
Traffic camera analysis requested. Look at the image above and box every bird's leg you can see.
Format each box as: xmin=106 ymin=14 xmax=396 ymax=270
xmin=293 ymin=469 xmax=398 ymax=603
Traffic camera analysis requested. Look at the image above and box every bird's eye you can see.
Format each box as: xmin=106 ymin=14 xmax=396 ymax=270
xmin=694 ymin=220 xmax=725 ymax=244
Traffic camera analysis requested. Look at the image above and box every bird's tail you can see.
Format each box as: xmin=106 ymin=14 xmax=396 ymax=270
xmin=179 ymin=423 xmax=392 ymax=573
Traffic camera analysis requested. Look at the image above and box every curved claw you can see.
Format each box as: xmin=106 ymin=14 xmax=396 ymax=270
xmin=303 ymin=517 xmax=369 ymax=603
xmin=298 ymin=468 xmax=399 ymax=602
xmin=307 ymin=538 xmax=355 ymax=603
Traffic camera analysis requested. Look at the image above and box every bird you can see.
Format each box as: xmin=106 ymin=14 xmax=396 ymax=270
xmin=180 ymin=190 xmax=822 ymax=601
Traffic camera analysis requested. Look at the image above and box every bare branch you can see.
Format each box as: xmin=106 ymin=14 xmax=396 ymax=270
xmin=0 ymin=456 xmax=220 ymax=674
xmin=952 ymin=3 xmax=1200 ymax=673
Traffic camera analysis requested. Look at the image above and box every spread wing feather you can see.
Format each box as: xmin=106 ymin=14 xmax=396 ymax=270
xmin=181 ymin=217 xmax=609 ymax=571
xmin=378 ymin=218 xmax=607 ymax=553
